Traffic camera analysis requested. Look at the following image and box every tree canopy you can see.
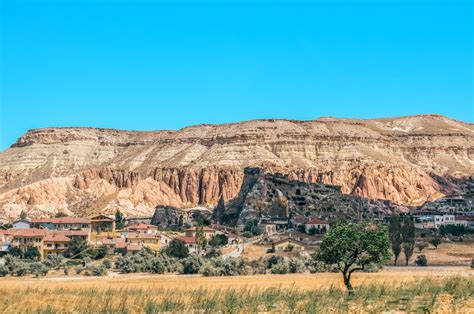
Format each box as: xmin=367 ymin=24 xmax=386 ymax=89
xmin=315 ymin=222 xmax=390 ymax=293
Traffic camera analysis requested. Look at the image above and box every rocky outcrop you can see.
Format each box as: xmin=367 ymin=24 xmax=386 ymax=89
xmin=0 ymin=114 xmax=472 ymax=220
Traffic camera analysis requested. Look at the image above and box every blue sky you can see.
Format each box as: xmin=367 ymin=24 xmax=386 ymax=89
xmin=1 ymin=0 xmax=472 ymax=150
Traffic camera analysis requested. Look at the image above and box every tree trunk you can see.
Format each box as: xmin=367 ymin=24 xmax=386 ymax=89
xmin=394 ymin=255 xmax=398 ymax=266
xmin=342 ymin=271 xmax=354 ymax=294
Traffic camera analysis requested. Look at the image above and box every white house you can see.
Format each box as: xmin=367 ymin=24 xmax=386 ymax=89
xmin=433 ymin=215 xmax=456 ymax=228
xmin=304 ymin=217 xmax=329 ymax=234
xmin=12 ymin=219 xmax=31 ymax=229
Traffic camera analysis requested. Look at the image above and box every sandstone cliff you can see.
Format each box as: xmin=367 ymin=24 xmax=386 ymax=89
xmin=0 ymin=114 xmax=472 ymax=220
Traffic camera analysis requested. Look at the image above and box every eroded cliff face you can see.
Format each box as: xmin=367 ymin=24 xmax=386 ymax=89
xmin=0 ymin=114 xmax=472 ymax=220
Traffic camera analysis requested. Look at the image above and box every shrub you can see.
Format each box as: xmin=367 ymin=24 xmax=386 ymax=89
xmin=200 ymin=263 xmax=222 ymax=277
xmin=288 ymin=258 xmax=305 ymax=273
xmin=430 ymin=236 xmax=441 ymax=249
xmin=24 ymin=247 xmax=41 ymax=261
xmin=306 ymin=259 xmax=338 ymax=273
xmin=471 ymin=258 xmax=474 ymax=269
xmin=266 ymin=255 xmax=284 ymax=269
xmin=270 ymin=260 xmax=289 ymax=274
xmin=0 ymin=265 xmax=8 ymax=277
xmin=14 ymin=262 xmax=29 ymax=277
xmin=95 ymin=244 xmax=108 ymax=260
xmin=64 ymin=268 xmax=69 ymax=276
xmin=30 ymin=262 xmax=49 ymax=277
xmin=102 ymin=258 xmax=113 ymax=269
xmin=247 ymin=260 xmax=267 ymax=275
xmin=204 ymin=248 xmax=221 ymax=259
xmin=3 ymin=255 xmax=17 ymax=273
xmin=43 ymin=254 xmax=64 ymax=269
xmin=221 ymin=257 xmax=246 ymax=276
xmin=163 ymin=239 xmax=189 ymax=259
xmin=241 ymin=231 xmax=253 ymax=238
xmin=415 ymin=255 xmax=427 ymax=266
xmin=149 ymin=257 xmax=166 ymax=274
xmin=416 ymin=242 xmax=427 ymax=253
xmin=90 ymin=264 xmax=107 ymax=276
xmin=208 ymin=234 xmax=229 ymax=247
xmin=181 ymin=255 xmax=203 ymax=274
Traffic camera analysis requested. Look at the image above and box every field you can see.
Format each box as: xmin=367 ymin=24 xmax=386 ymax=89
xmin=1 ymin=267 xmax=473 ymax=313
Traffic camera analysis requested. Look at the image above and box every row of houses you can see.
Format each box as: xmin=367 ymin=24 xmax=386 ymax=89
xmin=257 ymin=215 xmax=330 ymax=236
xmin=413 ymin=214 xmax=474 ymax=230
xmin=12 ymin=215 xmax=116 ymax=232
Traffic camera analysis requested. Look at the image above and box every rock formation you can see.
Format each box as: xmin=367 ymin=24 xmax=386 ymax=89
xmin=0 ymin=114 xmax=472 ymax=221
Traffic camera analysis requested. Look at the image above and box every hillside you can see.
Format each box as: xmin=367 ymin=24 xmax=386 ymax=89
xmin=0 ymin=114 xmax=473 ymax=220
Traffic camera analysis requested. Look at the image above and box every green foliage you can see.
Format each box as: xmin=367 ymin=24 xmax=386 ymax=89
xmin=270 ymin=260 xmax=289 ymax=274
xmin=163 ymin=239 xmax=189 ymax=259
xmin=0 ymin=264 xmax=9 ymax=276
xmin=416 ymin=241 xmax=427 ymax=253
xmin=241 ymin=231 xmax=253 ymax=238
xmin=389 ymin=214 xmax=402 ymax=265
xmin=14 ymin=261 xmax=29 ymax=277
xmin=204 ymin=248 xmax=221 ymax=259
xmin=208 ymin=234 xmax=228 ymax=247
xmin=415 ymin=255 xmax=427 ymax=266
xmin=266 ymin=255 xmax=284 ymax=269
xmin=43 ymin=254 xmax=64 ymax=269
xmin=95 ymin=244 xmax=108 ymax=260
xmin=402 ymin=216 xmax=415 ymax=266
xmin=430 ymin=236 xmax=442 ymax=249
xmin=66 ymin=237 xmax=94 ymax=259
xmin=90 ymin=264 xmax=107 ymax=276
xmin=200 ymin=257 xmax=247 ymax=277
xmin=29 ymin=262 xmax=49 ymax=277
xmin=102 ymin=258 xmax=113 ymax=269
xmin=24 ymin=247 xmax=41 ymax=260
xmin=307 ymin=226 xmax=317 ymax=235
xmin=315 ymin=222 xmax=390 ymax=292
xmin=288 ymin=258 xmax=306 ymax=273
xmin=471 ymin=258 xmax=474 ymax=269
xmin=115 ymin=210 xmax=125 ymax=230
xmin=196 ymin=225 xmax=208 ymax=253
xmin=8 ymin=247 xmax=23 ymax=257
xmin=244 ymin=219 xmax=262 ymax=236
xmin=439 ymin=225 xmax=470 ymax=236
xmin=181 ymin=255 xmax=203 ymax=274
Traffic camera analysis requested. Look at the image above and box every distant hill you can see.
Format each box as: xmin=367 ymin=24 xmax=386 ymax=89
xmin=0 ymin=114 xmax=472 ymax=221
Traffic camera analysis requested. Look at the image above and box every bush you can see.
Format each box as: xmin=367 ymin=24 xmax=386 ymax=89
xmin=306 ymin=259 xmax=338 ymax=273
xmin=204 ymin=248 xmax=221 ymax=259
xmin=43 ymin=254 xmax=64 ymax=269
xmin=102 ymin=258 xmax=113 ymax=269
xmin=241 ymin=231 xmax=253 ymax=238
xmin=439 ymin=225 xmax=470 ymax=237
xmin=149 ymin=257 xmax=166 ymax=274
xmin=416 ymin=242 xmax=427 ymax=253
xmin=95 ymin=244 xmax=108 ymax=260
xmin=90 ymin=264 xmax=107 ymax=276
xmin=30 ymin=262 xmax=49 ymax=277
xmin=24 ymin=247 xmax=41 ymax=261
xmin=208 ymin=234 xmax=228 ymax=247
xmin=200 ymin=262 xmax=221 ymax=277
xmin=247 ymin=260 xmax=267 ymax=275
xmin=430 ymin=236 xmax=441 ymax=249
xmin=288 ymin=258 xmax=306 ymax=273
xmin=471 ymin=258 xmax=474 ymax=269
xmin=270 ymin=260 xmax=289 ymax=274
xmin=266 ymin=255 xmax=284 ymax=269
xmin=415 ymin=255 xmax=427 ymax=266
xmin=64 ymin=268 xmax=69 ymax=276
xmin=181 ymin=255 xmax=203 ymax=274
xmin=14 ymin=262 xmax=29 ymax=277
xmin=163 ymin=239 xmax=189 ymax=259
xmin=0 ymin=265 xmax=9 ymax=277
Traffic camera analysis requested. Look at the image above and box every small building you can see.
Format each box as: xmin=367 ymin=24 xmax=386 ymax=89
xmin=179 ymin=236 xmax=198 ymax=253
xmin=90 ymin=215 xmax=115 ymax=232
xmin=31 ymin=218 xmax=91 ymax=230
xmin=120 ymin=224 xmax=158 ymax=237
xmin=12 ymin=219 xmax=31 ymax=229
xmin=273 ymin=238 xmax=305 ymax=252
xmin=184 ymin=226 xmax=215 ymax=239
xmin=304 ymin=217 xmax=329 ymax=234
xmin=290 ymin=215 xmax=309 ymax=229
xmin=115 ymin=242 xmax=143 ymax=255
xmin=43 ymin=233 xmax=70 ymax=256
xmin=258 ymin=223 xmax=277 ymax=236
xmin=433 ymin=215 xmax=456 ymax=228
xmin=125 ymin=233 xmax=161 ymax=245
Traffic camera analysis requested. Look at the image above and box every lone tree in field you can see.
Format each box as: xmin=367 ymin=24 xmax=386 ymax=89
xmin=402 ymin=216 xmax=415 ymax=266
xmin=315 ymin=222 xmax=390 ymax=293
xmin=389 ymin=214 xmax=402 ymax=265
xmin=430 ymin=236 xmax=441 ymax=249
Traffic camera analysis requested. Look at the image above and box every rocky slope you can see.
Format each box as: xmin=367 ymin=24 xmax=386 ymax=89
xmin=0 ymin=114 xmax=472 ymax=220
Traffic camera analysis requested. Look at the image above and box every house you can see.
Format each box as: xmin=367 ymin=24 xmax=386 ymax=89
xmin=304 ymin=217 xmax=329 ymax=234
xmin=179 ymin=236 xmax=198 ymax=253
xmin=31 ymin=217 xmax=91 ymax=230
xmin=115 ymin=242 xmax=143 ymax=255
xmin=125 ymin=233 xmax=161 ymax=245
xmin=120 ymin=224 xmax=158 ymax=237
xmin=258 ymin=223 xmax=277 ymax=236
xmin=290 ymin=215 xmax=309 ymax=229
xmin=102 ymin=237 xmax=126 ymax=255
xmin=90 ymin=215 xmax=115 ymax=232
xmin=184 ymin=226 xmax=215 ymax=239
xmin=272 ymin=238 xmax=305 ymax=252
xmin=9 ymin=229 xmax=46 ymax=257
xmin=43 ymin=233 xmax=70 ymax=256
xmin=433 ymin=215 xmax=456 ymax=228
xmin=12 ymin=219 xmax=31 ymax=229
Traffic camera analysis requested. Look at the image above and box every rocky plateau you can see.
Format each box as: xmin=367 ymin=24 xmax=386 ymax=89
xmin=0 ymin=114 xmax=473 ymax=221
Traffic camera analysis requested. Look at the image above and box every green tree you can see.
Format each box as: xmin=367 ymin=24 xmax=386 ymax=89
xmin=115 ymin=210 xmax=125 ymax=229
xmin=66 ymin=237 xmax=94 ymax=259
xmin=389 ymin=214 xmax=402 ymax=265
xmin=314 ymin=222 xmax=390 ymax=293
xmin=24 ymin=247 xmax=41 ymax=261
xmin=95 ymin=244 xmax=109 ymax=260
xmin=208 ymin=234 xmax=228 ymax=247
xmin=195 ymin=225 xmax=207 ymax=254
xmin=163 ymin=239 xmax=189 ymax=259
xmin=402 ymin=216 xmax=415 ymax=266
xmin=430 ymin=236 xmax=441 ymax=249
xmin=213 ymin=196 xmax=226 ymax=224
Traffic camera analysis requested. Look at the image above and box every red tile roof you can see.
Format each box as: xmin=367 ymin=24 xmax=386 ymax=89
xmin=31 ymin=218 xmax=90 ymax=224
xmin=306 ymin=217 xmax=328 ymax=225
xmin=11 ymin=229 xmax=47 ymax=237
xmin=179 ymin=236 xmax=197 ymax=244
xmin=126 ymin=243 xmax=142 ymax=251
xmin=126 ymin=233 xmax=160 ymax=240
xmin=44 ymin=234 xmax=71 ymax=242
xmin=185 ymin=226 xmax=215 ymax=233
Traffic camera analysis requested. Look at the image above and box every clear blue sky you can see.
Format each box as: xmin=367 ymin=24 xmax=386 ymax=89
xmin=1 ymin=0 xmax=472 ymax=150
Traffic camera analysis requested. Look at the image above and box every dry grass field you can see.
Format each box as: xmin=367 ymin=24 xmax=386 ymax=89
xmin=1 ymin=268 xmax=473 ymax=313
